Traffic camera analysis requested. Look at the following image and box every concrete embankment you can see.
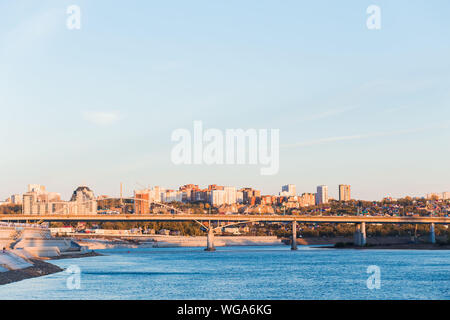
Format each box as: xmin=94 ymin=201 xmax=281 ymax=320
xmin=0 ymin=223 xmax=101 ymax=286
xmin=0 ymin=254 xmax=63 ymax=285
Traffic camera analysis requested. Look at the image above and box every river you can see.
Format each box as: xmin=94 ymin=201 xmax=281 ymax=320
xmin=0 ymin=246 xmax=449 ymax=299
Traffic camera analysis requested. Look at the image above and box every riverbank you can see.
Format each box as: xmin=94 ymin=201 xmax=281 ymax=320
xmin=323 ymin=242 xmax=450 ymax=250
xmin=0 ymin=250 xmax=102 ymax=286
xmin=76 ymin=235 xmax=283 ymax=249
xmin=0 ymin=258 xmax=63 ymax=285
xmin=73 ymin=235 xmax=450 ymax=249
xmin=49 ymin=250 xmax=103 ymax=260
xmin=286 ymin=235 xmax=449 ymax=246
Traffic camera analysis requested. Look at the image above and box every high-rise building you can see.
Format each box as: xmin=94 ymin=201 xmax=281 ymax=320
xmin=316 ymin=185 xmax=329 ymax=205
xmin=22 ymin=192 xmax=36 ymax=214
xmin=152 ymin=186 xmax=164 ymax=203
xmin=179 ymin=184 xmax=200 ymax=202
xmin=161 ymin=190 xmax=183 ymax=203
xmin=134 ymin=189 xmax=151 ymax=214
xmin=240 ymin=188 xmax=261 ymax=205
xmin=441 ymin=192 xmax=450 ymax=200
xmin=209 ymin=186 xmax=236 ymax=206
xmin=223 ymin=186 xmax=237 ymax=205
xmin=236 ymin=191 xmax=244 ymax=204
xmin=339 ymin=185 xmax=351 ymax=201
xmin=22 ymin=185 xmax=62 ymax=215
xmin=22 ymin=185 xmax=95 ymax=215
xmin=68 ymin=186 xmax=97 ymax=215
xmin=210 ymin=189 xmax=226 ymax=206
xmin=281 ymin=184 xmax=296 ymax=197
xmin=299 ymin=193 xmax=316 ymax=207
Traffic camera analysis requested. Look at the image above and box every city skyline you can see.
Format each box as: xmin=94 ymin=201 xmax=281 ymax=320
xmin=1 ymin=1 xmax=450 ymax=201
xmin=3 ymin=182 xmax=449 ymax=206
xmin=2 ymin=0 xmax=450 ymax=305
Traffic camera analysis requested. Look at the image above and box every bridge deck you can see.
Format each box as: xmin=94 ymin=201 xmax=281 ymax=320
xmin=0 ymin=214 xmax=449 ymax=224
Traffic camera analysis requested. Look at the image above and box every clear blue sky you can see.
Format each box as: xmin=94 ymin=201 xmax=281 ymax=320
xmin=1 ymin=0 xmax=449 ymax=201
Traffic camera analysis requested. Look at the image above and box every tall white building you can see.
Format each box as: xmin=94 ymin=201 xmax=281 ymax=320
xmin=209 ymin=187 xmax=237 ymax=206
xmin=236 ymin=191 xmax=244 ymax=204
xmin=223 ymin=186 xmax=237 ymax=205
xmin=210 ymin=190 xmax=226 ymax=206
xmin=162 ymin=190 xmax=183 ymax=203
xmin=281 ymin=184 xmax=296 ymax=197
xmin=316 ymin=185 xmax=329 ymax=205
xmin=152 ymin=186 xmax=164 ymax=203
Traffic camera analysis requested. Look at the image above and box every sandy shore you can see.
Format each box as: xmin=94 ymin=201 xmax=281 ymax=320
xmin=76 ymin=235 xmax=283 ymax=249
xmin=49 ymin=251 xmax=103 ymax=260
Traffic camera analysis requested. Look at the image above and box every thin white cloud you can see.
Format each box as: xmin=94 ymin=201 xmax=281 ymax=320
xmin=384 ymin=105 xmax=411 ymax=114
xmin=282 ymin=122 xmax=450 ymax=148
xmin=1 ymin=8 xmax=60 ymax=58
xmin=298 ymin=105 xmax=359 ymax=122
xmin=82 ymin=111 xmax=120 ymax=126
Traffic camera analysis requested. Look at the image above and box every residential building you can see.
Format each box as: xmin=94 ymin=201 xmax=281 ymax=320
xmin=134 ymin=189 xmax=151 ymax=214
xmin=339 ymin=184 xmax=351 ymax=201
xmin=10 ymin=194 xmax=22 ymax=205
xmin=223 ymin=186 xmax=237 ymax=205
xmin=281 ymin=184 xmax=296 ymax=197
xmin=299 ymin=193 xmax=316 ymax=207
xmin=22 ymin=185 xmax=97 ymax=215
xmin=210 ymin=189 xmax=226 ymax=206
xmin=316 ymin=185 xmax=329 ymax=205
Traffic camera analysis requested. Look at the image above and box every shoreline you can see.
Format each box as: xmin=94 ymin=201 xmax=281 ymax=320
xmin=0 ymin=258 xmax=63 ymax=286
xmin=75 ymin=235 xmax=283 ymax=249
xmin=49 ymin=251 xmax=104 ymax=260
xmin=2 ymin=237 xmax=448 ymax=287
xmin=75 ymin=235 xmax=450 ymax=251
xmin=0 ymin=251 xmax=103 ymax=286
xmin=320 ymin=243 xmax=450 ymax=250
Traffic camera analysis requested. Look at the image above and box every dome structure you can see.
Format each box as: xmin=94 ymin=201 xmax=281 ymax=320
xmin=70 ymin=186 xmax=95 ymax=202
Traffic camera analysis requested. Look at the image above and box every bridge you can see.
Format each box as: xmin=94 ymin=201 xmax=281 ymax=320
xmin=1 ymin=214 xmax=448 ymax=251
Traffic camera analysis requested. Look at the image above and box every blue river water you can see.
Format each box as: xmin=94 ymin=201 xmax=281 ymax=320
xmin=0 ymin=245 xmax=449 ymax=299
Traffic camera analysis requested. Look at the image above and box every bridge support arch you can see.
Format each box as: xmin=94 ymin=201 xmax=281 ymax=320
xmin=429 ymin=223 xmax=436 ymax=244
xmin=205 ymin=227 xmax=216 ymax=252
xmin=354 ymin=222 xmax=367 ymax=246
xmin=291 ymin=221 xmax=297 ymax=250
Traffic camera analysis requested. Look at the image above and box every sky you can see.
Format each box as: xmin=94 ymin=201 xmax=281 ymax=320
xmin=1 ymin=0 xmax=449 ymax=201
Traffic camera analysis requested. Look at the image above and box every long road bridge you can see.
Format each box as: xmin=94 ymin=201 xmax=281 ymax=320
xmin=2 ymin=214 xmax=448 ymax=251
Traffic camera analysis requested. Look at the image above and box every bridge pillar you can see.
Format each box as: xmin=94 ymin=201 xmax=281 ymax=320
xmin=354 ymin=223 xmax=366 ymax=246
xmin=291 ymin=221 xmax=297 ymax=250
xmin=430 ymin=223 xmax=436 ymax=244
xmin=353 ymin=224 xmax=361 ymax=246
xmin=360 ymin=222 xmax=366 ymax=246
xmin=205 ymin=228 xmax=216 ymax=252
